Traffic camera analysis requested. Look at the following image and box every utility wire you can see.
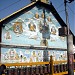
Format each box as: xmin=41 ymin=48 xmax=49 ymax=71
xmin=56 ymin=9 xmax=65 ymax=14
xmin=55 ymin=2 xmax=64 ymax=10
xmin=0 ymin=0 xmax=21 ymax=12
xmin=67 ymin=4 xmax=75 ymax=15
xmin=0 ymin=0 xmax=64 ymax=14
xmin=65 ymin=1 xmax=75 ymax=34
xmin=65 ymin=0 xmax=75 ymax=31
xmin=51 ymin=2 xmax=64 ymax=13
xmin=0 ymin=1 xmax=66 ymax=20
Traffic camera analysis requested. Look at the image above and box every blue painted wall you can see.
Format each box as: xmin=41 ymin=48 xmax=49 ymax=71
xmin=1 ymin=5 xmax=67 ymax=63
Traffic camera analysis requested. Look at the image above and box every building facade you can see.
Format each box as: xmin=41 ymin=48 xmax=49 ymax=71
xmin=0 ymin=1 xmax=74 ymax=63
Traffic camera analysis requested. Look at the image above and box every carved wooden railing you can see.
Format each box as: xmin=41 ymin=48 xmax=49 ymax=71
xmin=0 ymin=56 xmax=75 ymax=75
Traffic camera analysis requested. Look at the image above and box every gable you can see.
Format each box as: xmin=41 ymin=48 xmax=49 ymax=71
xmin=1 ymin=4 xmax=67 ymax=49
xmin=0 ymin=2 xmax=68 ymax=63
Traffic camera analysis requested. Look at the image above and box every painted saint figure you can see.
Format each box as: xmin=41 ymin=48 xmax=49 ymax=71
xmin=13 ymin=22 xmax=23 ymax=34
xmin=51 ymin=26 xmax=56 ymax=35
xmin=4 ymin=31 xmax=11 ymax=40
xmin=28 ymin=23 xmax=36 ymax=31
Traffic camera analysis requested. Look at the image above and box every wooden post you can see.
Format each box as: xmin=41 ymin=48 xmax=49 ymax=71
xmin=50 ymin=55 xmax=54 ymax=75
xmin=64 ymin=0 xmax=74 ymax=75
xmin=67 ymin=34 xmax=74 ymax=75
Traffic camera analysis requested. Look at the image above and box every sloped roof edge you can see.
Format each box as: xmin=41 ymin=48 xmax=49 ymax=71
xmin=0 ymin=2 xmax=36 ymax=23
xmin=0 ymin=1 xmax=66 ymax=26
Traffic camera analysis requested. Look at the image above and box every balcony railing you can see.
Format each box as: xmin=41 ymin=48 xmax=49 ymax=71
xmin=0 ymin=56 xmax=75 ymax=75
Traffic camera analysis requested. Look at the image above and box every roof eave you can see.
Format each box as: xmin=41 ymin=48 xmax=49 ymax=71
xmin=0 ymin=2 xmax=36 ymax=23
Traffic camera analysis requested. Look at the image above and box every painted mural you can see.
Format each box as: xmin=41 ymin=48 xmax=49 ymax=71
xmin=48 ymin=50 xmax=67 ymax=61
xmin=1 ymin=48 xmax=43 ymax=63
xmin=2 ymin=5 xmax=67 ymax=49
xmin=1 ymin=48 xmax=67 ymax=63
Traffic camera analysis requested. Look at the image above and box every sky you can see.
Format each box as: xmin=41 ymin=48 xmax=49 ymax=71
xmin=0 ymin=0 xmax=75 ymax=36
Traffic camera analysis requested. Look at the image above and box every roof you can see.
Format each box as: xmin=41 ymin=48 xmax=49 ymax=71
xmin=0 ymin=1 xmax=75 ymax=45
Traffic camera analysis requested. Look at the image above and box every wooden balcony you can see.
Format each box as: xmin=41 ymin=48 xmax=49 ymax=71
xmin=0 ymin=56 xmax=75 ymax=75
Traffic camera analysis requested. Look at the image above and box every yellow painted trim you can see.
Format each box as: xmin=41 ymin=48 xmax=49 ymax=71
xmin=0 ymin=62 xmax=50 ymax=67
xmin=53 ymin=60 xmax=67 ymax=64
xmin=1 ymin=60 xmax=75 ymax=66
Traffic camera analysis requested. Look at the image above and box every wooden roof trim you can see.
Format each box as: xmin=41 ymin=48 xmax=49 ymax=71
xmin=0 ymin=2 xmax=36 ymax=23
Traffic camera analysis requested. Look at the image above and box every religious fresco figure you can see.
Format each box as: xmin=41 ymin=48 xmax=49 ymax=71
xmin=51 ymin=26 xmax=56 ymax=35
xmin=47 ymin=16 xmax=52 ymax=22
xmin=13 ymin=22 xmax=23 ymax=34
xmin=35 ymin=12 xmax=39 ymax=19
xmin=9 ymin=49 xmax=16 ymax=60
xmin=4 ymin=31 xmax=11 ymax=40
xmin=41 ymin=12 xmax=44 ymax=19
xmin=28 ymin=22 xmax=36 ymax=31
xmin=40 ymin=39 xmax=48 ymax=46
xmin=4 ymin=53 xmax=9 ymax=60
